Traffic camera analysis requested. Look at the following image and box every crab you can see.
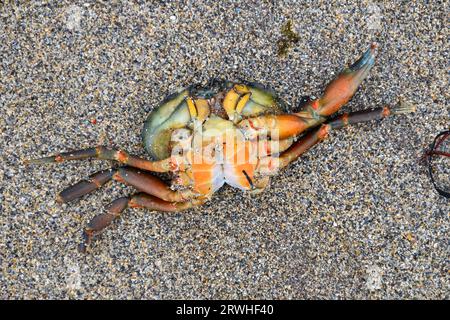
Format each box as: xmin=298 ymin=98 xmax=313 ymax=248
xmin=26 ymin=43 xmax=414 ymax=252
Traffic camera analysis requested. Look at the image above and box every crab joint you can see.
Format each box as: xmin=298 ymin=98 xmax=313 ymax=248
xmin=317 ymin=124 xmax=330 ymax=139
xmin=115 ymin=150 xmax=129 ymax=163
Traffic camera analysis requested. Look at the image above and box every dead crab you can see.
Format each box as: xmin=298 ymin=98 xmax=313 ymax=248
xmin=26 ymin=43 xmax=414 ymax=252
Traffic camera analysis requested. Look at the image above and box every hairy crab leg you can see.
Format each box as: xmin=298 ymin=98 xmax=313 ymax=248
xmin=79 ymin=193 xmax=202 ymax=253
xmin=24 ymin=146 xmax=184 ymax=172
xmin=238 ymin=43 xmax=378 ymax=140
xmin=57 ymin=166 xmax=196 ymax=203
xmin=277 ymin=103 xmax=415 ymax=169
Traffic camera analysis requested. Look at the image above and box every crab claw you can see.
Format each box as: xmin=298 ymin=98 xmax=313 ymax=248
xmin=316 ymin=42 xmax=378 ymax=116
xmin=348 ymin=42 xmax=377 ymax=75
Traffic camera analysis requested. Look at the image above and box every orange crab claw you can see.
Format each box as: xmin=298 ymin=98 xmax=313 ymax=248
xmin=312 ymin=42 xmax=378 ymax=116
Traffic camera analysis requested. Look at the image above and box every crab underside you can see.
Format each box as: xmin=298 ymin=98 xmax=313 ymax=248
xmin=26 ymin=43 xmax=414 ymax=252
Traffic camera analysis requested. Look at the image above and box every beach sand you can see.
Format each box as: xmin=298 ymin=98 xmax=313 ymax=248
xmin=1 ymin=1 xmax=448 ymax=299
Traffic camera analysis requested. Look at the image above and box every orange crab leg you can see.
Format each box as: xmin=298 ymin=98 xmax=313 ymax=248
xmin=251 ymin=125 xmax=329 ymax=177
xmin=278 ymin=103 xmax=415 ymax=169
xmin=250 ymin=137 xmax=294 ymax=157
xmin=24 ymin=146 xmax=183 ymax=172
xmin=278 ymin=124 xmax=331 ymax=168
xmin=238 ymin=43 xmax=378 ymax=140
xmin=79 ymin=193 xmax=201 ymax=253
xmin=238 ymin=114 xmax=310 ymax=140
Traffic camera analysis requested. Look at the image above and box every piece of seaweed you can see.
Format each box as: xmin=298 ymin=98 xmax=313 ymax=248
xmin=277 ymin=20 xmax=300 ymax=57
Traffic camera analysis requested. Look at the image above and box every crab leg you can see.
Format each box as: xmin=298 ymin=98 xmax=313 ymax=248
xmin=304 ymin=42 xmax=378 ymax=117
xmin=238 ymin=43 xmax=378 ymax=140
xmin=255 ymin=104 xmax=415 ymax=175
xmin=253 ymin=125 xmax=329 ymax=176
xmin=79 ymin=192 xmax=200 ymax=252
xmin=277 ymin=103 xmax=415 ymax=169
xmin=326 ymin=103 xmax=415 ymax=130
xmin=57 ymin=168 xmax=116 ymax=203
xmin=112 ymin=167 xmax=196 ymax=202
xmin=238 ymin=114 xmax=311 ymax=140
xmin=57 ymin=166 xmax=196 ymax=203
xmin=247 ymin=137 xmax=294 ymax=159
xmin=24 ymin=146 xmax=183 ymax=172
xmin=277 ymin=124 xmax=330 ymax=169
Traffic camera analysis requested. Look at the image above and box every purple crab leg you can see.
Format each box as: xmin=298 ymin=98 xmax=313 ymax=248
xmin=57 ymin=168 xmax=115 ymax=203
xmin=278 ymin=103 xmax=415 ymax=168
xmin=327 ymin=103 xmax=415 ymax=130
xmin=56 ymin=166 xmax=195 ymax=203
xmin=24 ymin=146 xmax=178 ymax=172
xmin=79 ymin=193 xmax=199 ymax=253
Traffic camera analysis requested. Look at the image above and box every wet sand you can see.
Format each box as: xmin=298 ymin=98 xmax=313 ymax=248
xmin=1 ymin=1 xmax=448 ymax=299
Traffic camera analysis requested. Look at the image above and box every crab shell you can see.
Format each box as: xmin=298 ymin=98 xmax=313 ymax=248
xmin=142 ymin=80 xmax=292 ymax=198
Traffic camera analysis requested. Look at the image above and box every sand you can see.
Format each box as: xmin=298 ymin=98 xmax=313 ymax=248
xmin=1 ymin=1 xmax=448 ymax=299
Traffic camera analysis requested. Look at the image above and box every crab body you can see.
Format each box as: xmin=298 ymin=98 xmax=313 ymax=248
xmin=142 ymin=81 xmax=290 ymax=199
xmin=26 ymin=43 xmax=415 ymax=252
